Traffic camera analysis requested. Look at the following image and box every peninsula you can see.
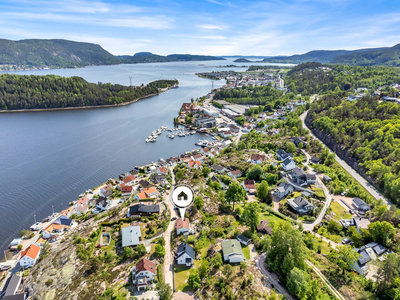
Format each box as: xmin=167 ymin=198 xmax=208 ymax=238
xmin=0 ymin=74 xmax=178 ymax=110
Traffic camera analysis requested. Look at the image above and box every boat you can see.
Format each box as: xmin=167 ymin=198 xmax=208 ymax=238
xmin=166 ymin=134 xmax=170 ymax=138
xmin=30 ymin=222 xmax=41 ymax=231
xmin=190 ymin=131 xmax=196 ymax=135
xmin=150 ymin=138 xmax=156 ymax=143
xmin=169 ymin=134 xmax=175 ymax=139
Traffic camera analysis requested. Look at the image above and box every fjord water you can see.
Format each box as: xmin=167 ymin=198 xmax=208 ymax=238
xmin=0 ymin=60 xmax=227 ymax=252
xmin=0 ymin=59 xmax=288 ymax=252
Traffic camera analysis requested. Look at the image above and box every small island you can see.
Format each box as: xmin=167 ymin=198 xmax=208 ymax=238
xmin=233 ymin=58 xmax=252 ymax=63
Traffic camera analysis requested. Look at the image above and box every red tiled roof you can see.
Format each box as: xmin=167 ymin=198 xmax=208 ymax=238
xmin=122 ymin=186 xmax=133 ymax=193
xmin=136 ymin=192 xmax=147 ymax=199
xmin=243 ymin=180 xmax=255 ymax=189
xmin=231 ymin=170 xmax=242 ymax=176
xmin=176 ymin=218 xmax=190 ymax=230
xmin=136 ymin=258 xmax=156 ymax=275
xmin=77 ymin=196 xmax=89 ymax=205
xmin=20 ymin=244 xmax=40 ymax=260
xmin=189 ymin=161 xmax=201 ymax=168
xmin=102 ymin=184 xmax=112 ymax=191
xmin=158 ymin=167 xmax=168 ymax=174
xmin=144 ymin=187 xmax=158 ymax=196
xmin=123 ymin=175 xmax=136 ymax=184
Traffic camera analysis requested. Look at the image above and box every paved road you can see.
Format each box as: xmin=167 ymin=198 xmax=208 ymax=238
xmin=163 ymin=166 xmax=179 ymax=289
xmin=301 ymin=149 xmax=333 ymax=232
xmin=255 ymin=254 xmax=295 ymax=300
xmin=300 ymin=111 xmax=390 ymax=205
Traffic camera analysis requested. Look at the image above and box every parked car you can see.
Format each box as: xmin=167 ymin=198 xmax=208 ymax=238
xmin=277 ymin=280 xmax=282 ymax=285
xmin=171 ymin=217 xmax=177 ymax=221
xmin=342 ymin=238 xmax=350 ymax=244
xmin=271 ymin=283 xmax=275 ymax=288
xmin=0 ymin=265 xmax=11 ymax=271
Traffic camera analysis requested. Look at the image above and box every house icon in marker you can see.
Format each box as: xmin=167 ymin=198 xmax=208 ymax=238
xmin=177 ymin=191 xmax=188 ymax=202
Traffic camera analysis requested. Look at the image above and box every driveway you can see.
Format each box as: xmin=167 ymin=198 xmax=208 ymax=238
xmin=300 ymin=111 xmax=390 ymax=205
xmin=133 ymin=290 xmax=158 ymax=300
xmin=174 ymin=291 xmax=194 ymax=300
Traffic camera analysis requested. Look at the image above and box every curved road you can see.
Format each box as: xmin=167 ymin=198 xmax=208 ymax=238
xmin=300 ymin=111 xmax=390 ymax=206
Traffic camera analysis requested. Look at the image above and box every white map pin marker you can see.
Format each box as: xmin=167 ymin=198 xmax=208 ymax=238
xmin=171 ymin=184 xmax=194 ymax=221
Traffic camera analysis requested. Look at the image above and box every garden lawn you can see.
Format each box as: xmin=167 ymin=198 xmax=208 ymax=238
xmin=174 ymin=266 xmax=191 ymax=292
xmin=242 ymin=245 xmax=250 ymax=260
xmin=330 ymin=202 xmax=353 ymax=220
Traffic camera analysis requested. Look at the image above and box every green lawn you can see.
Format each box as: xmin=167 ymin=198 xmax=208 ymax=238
xmin=174 ymin=266 xmax=191 ymax=292
xmin=200 ymin=239 xmax=211 ymax=259
xmin=317 ymin=227 xmax=342 ymax=243
xmin=312 ymin=239 xmax=333 ymax=255
xmin=98 ymin=231 xmax=116 ymax=254
xmin=330 ymin=202 xmax=353 ymax=220
xmin=259 ymin=211 xmax=285 ymax=222
xmin=242 ymin=245 xmax=250 ymax=259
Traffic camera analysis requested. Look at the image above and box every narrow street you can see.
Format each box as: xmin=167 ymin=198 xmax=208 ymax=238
xmin=163 ymin=166 xmax=178 ymax=289
xmin=255 ymin=254 xmax=295 ymax=300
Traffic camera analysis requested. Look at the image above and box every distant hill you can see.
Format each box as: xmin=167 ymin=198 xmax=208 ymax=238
xmin=261 ymin=47 xmax=387 ymax=64
xmin=233 ymin=58 xmax=251 ymax=63
xmin=0 ymin=39 xmax=120 ymax=69
xmin=331 ymin=44 xmax=400 ymax=66
xmin=117 ymin=53 xmax=225 ymax=64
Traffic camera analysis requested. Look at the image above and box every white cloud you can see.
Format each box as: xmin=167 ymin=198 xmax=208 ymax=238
xmin=197 ymin=24 xmax=226 ymax=30
xmin=107 ymin=17 xmax=172 ymax=29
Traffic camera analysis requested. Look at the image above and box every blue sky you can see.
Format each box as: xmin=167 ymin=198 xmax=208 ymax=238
xmin=0 ymin=0 xmax=399 ymax=56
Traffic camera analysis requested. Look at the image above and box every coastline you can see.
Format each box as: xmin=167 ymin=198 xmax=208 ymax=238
xmin=0 ymin=92 xmax=161 ymax=113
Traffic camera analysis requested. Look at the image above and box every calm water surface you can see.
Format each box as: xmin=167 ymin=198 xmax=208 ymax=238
xmin=0 ymin=59 xmax=291 ymax=252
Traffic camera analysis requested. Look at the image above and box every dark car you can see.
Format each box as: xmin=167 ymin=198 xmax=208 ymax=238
xmin=278 ymin=280 xmax=282 ymax=285
xmin=271 ymin=283 xmax=275 ymax=288
xmin=171 ymin=217 xmax=177 ymax=221
xmin=267 ymin=268 xmax=273 ymax=272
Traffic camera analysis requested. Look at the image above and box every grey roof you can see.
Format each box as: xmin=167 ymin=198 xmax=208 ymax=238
xmin=353 ymin=197 xmax=368 ymax=207
xmin=288 ymin=196 xmax=313 ymax=211
xmin=150 ymin=174 xmax=167 ymax=181
xmin=277 ymin=149 xmax=293 ymax=159
xmin=211 ymin=164 xmax=225 ymax=171
xmin=282 ymin=158 xmax=293 ymax=166
xmin=139 ymin=180 xmax=150 ymax=188
xmin=306 ymin=173 xmax=316 ymax=180
xmin=211 ymin=175 xmax=220 ymax=183
xmin=3 ymin=275 xmax=22 ymax=296
xmin=3 ymin=294 xmax=26 ymax=300
xmin=373 ymin=244 xmax=386 ymax=256
xmin=121 ymin=226 xmax=141 ymax=247
xmin=237 ymin=234 xmax=251 ymax=243
xmin=96 ymin=197 xmax=109 ymax=207
xmin=129 ymin=203 xmax=160 ymax=215
xmin=292 ymin=167 xmax=306 ymax=177
xmin=177 ymin=243 xmax=195 ymax=259
xmin=358 ymin=250 xmax=371 ymax=265
xmin=310 ymin=156 xmax=321 ymax=163
xmin=323 ymin=175 xmax=332 ymax=181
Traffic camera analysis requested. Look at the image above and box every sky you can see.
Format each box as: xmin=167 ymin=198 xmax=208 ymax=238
xmin=0 ymin=0 xmax=399 ymax=56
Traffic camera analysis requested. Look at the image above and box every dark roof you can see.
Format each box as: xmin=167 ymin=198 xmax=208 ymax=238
xmin=177 ymin=243 xmax=195 ymax=259
xmin=323 ymin=175 xmax=332 ymax=181
xmin=130 ymin=169 xmax=139 ymax=176
xmin=373 ymin=244 xmax=386 ymax=256
xmin=310 ymin=156 xmax=321 ymax=163
xmin=139 ymin=180 xmax=150 ymax=188
xmin=96 ymin=197 xmax=109 ymax=207
xmin=211 ymin=175 xmax=220 ymax=183
xmin=150 ymin=174 xmax=167 ymax=181
xmin=282 ymin=158 xmax=293 ymax=166
xmin=292 ymin=167 xmax=306 ymax=177
xmin=277 ymin=148 xmax=294 ymax=159
xmin=353 ymin=197 xmax=368 ymax=207
xmin=237 ymin=234 xmax=251 ymax=243
xmin=211 ymin=164 xmax=225 ymax=171
xmin=102 ymin=189 xmax=112 ymax=197
xmin=3 ymin=275 xmax=21 ymax=296
xmin=358 ymin=250 xmax=371 ymax=265
xmin=129 ymin=203 xmax=160 ymax=214
xmin=306 ymin=173 xmax=316 ymax=180
xmin=55 ymin=217 xmax=72 ymax=226
xmin=288 ymin=196 xmax=313 ymax=211
xmin=3 ymin=294 xmax=26 ymax=300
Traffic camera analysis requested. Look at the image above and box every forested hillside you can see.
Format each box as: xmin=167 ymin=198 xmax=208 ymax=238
xmin=260 ymin=47 xmax=386 ymax=64
xmin=285 ymin=62 xmax=400 ymax=95
xmin=332 ymin=43 xmax=400 ymax=66
xmin=0 ymin=74 xmax=177 ymax=110
xmin=117 ymin=52 xmax=225 ymax=64
xmin=309 ymin=95 xmax=400 ymax=204
xmin=0 ymin=39 xmax=120 ymax=69
xmin=213 ymin=85 xmax=284 ymax=106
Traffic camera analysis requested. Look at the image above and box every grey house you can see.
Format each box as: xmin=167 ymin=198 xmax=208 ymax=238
xmin=287 ymin=196 xmax=314 ymax=215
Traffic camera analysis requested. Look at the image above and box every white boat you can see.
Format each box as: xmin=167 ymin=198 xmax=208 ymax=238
xmin=30 ymin=222 xmax=41 ymax=231
xmin=150 ymin=138 xmax=156 ymax=143
xmin=166 ymin=134 xmax=170 ymax=138
xmin=190 ymin=131 xmax=196 ymax=135
xmin=170 ymin=134 xmax=175 ymax=139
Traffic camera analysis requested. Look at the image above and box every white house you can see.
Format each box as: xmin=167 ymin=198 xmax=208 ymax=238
xmin=228 ymin=170 xmax=242 ymax=178
xmin=121 ymin=226 xmax=142 ymax=248
xmin=274 ymin=182 xmax=294 ymax=199
xmin=100 ymin=184 xmax=112 ymax=197
xmin=353 ymin=198 xmax=370 ymax=212
xmin=281 ymin=158 xmax=297 ymax=171
xmin=96 ymin=197 xmax=111 ymax=211
xmin=176 ymin=243 xmax=195 ymax=267
xmin=132 ymin=258 xmax=156 ymax=291
xmin=222 ymin=240 xmax=245 ymax=263
xmin=188 ymin=160 xmax=202 ymax=170
xmin=250 ymin=153 xmax=266 ymax=164
xmin=19 ymin=244 xmax=41 ymax=269
xmin=122 ymin=175 xmax=136 ymax=186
